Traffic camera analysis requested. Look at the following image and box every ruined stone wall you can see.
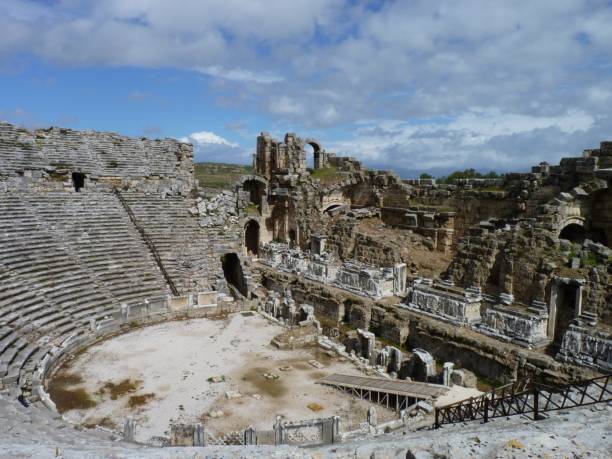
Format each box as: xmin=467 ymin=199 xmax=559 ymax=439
xmin=448 ymin=222 xmax=611 ymax=326
xmin=0 ymin=122 xmax=195 ymax=194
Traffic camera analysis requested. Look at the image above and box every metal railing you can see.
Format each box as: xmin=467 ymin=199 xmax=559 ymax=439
xmin=434 ymin=374 xmax=611 ymax=428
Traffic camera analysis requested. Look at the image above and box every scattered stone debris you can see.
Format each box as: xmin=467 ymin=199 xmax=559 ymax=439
xmin=307 ymin=402 xmax=324 ymax=412
xmin=308 ymin=360 xmax=325 ymax=369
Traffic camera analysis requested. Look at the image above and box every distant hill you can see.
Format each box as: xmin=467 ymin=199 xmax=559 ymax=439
xmin=195 ymin=162 xmax=253 ymax=190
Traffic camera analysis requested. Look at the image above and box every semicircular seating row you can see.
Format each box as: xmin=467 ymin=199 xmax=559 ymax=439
xmin=0 ymin=191 xmax=178 ymax=386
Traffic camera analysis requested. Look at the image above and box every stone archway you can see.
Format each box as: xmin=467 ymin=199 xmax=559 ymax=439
xmin=559 ymin=223 xmax=587 ymax=244
xmin=245 ymin=220 xmax=260 ymax=255
xmin=304 ymin=138 xmax=324 ymax=170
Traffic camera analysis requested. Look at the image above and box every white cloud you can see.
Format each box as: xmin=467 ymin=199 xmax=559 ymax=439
xmin=269 ymin=96 xmax=305 ymax=116
xmin=200 ymin=66 xmax=283 ymax=84
xmin=180 ymin=131 xmax=239 ymax=148
xmin=1 ymin=0 xmax=611 ymax=171
xmin=329 ymin=108 xmax=599 ymax=174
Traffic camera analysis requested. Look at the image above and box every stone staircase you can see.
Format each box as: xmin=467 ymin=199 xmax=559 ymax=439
xmin=122 ymin=192 xmax=220 ymax=294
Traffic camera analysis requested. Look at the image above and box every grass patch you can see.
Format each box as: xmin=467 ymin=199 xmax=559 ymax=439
xmin=48 ymin=386 xmax=97 ymax=413
xmin=49 ymin=172 xmax=67 ymax=182
xmin=245 ymin=202 xmax=260 ymax=215
xmin=83 ymin=416 xmax=116 ymax=429
xmin=47 ymin=372 xmax=98 ymax=413
xmin=475 ymin=375 xmax=505 ymax=392
xmin=50 ymin=161 xmax=71 ymax=169
xmin=408 ymin=199 xmax=456 ymax=213
xmin=311 ymin=166 xmax=343 ymax=184
xmin=582 ymin=252 xmax=600 ymax=267
xmin=195 ymin=162 xmax=252 ymax=190
xmin=51 ymin=372 xmax=83 ymax=386
xmin=127 ymin=393 xmax=156 ymax=408
xmin=99 ymin=378 xmax=141 ymax=400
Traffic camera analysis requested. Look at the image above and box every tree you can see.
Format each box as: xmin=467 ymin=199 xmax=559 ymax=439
xmin=419 ymin=173 xmax=433 ymax=179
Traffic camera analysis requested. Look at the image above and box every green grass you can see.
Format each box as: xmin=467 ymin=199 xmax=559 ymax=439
xmin=245 ymin=202 xmax=260 ymax=215
xmin=311 ymin=166 xmax=343 ymax=184
xmin=195 ymin=162 xmax=252 ymax=190
xmin=409 ymin=200 xmax=456 ymax=213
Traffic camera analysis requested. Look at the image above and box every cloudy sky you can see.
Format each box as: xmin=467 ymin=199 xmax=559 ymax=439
xmin=1 ymin=0 xmax=611 ymax=177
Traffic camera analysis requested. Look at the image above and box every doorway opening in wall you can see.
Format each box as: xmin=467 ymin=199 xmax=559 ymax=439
xmin=288 ymin=229 xmax=296 ymax=246
xmin=341 ymin=300 xmax=352 ymax=323
xmin=550 ymin=282 xmax=579 ymax=349
xmin=305 ymin=143 xmax=316 ymax=171
xmin=559 ymin=223 xmax=586 ymax=244
xmin=245 ymin=220 xmax=260 ymax=255
xmin=72 ymin=172 xmax=85 ymax=192
xmin=221 ymin=253 xmax=248 ymax=297
xmin=243 ymin=179 xmax=265 ymax=215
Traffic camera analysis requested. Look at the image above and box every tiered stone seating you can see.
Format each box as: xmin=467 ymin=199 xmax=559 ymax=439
xmin=122 ymin=192 xmax=217 ymax=293
xmin=0 ymin=122 xmax=186 ymax=178
xmin=0 ymin=190 xmax=170 ymax=383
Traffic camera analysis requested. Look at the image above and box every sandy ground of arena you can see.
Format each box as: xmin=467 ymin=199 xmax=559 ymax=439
xmin=54 ymin=313 xmax=402 ymax=442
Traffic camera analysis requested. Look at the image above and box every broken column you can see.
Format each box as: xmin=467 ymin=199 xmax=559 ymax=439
xmin=357 ymin=328 xmax=376 ymax=361
xmin=194 ymin=423 xmax=205 ymax=446
xmin=393 ymin=263 xmax=407 ymax=294
xmin=442 ymin=362 xmax=454 ymax=386
xmin=311 ymin=234 xmax=327 ymax=255
xmin=123 ymin=418 xmax=136 ymax=442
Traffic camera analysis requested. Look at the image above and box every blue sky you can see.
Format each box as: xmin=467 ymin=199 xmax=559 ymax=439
xmin=1 ymin=0 xmax=612 ymax=177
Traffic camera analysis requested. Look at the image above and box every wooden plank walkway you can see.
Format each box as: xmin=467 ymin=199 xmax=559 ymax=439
xmin=316 ymin=373 xmax=448 ymax=399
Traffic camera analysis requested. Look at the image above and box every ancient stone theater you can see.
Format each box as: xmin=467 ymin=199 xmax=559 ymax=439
xmin=0 ymin=122 xmax=610 ymax=457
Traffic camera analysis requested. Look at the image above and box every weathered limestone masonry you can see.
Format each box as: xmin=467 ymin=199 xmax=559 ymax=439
xmin=250 ymin=133 xmax=611 ymax=381
xmin=0 ymin=122 xmax=247 ymax=394
xmin=252 ymin=131 xmax=414 ymax=252
xmin=0 ymin=122 xmax=195 ymax=194
xmin=259 ymin=240 xmax=406 ymax=299
xmin=404 ymin=278 xmax=550 ymax=348
xmin=405 ymin=279 xmax=482 ymax=325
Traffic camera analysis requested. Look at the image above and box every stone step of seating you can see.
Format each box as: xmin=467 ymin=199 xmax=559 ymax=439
xmin=36 ymin=314 xmax=74 ymax=332
xmin=7 ymin=343 xmax=40 ymax=377
xmin=0 ymin=337 xmax=28 ymax=368
xmin=0 ymin=292 xmax=42 ymax=314
xmin=0 ymin=332 xmax=20 ymax=357
xmin=21 ymin=345 xmax=51 ymax=375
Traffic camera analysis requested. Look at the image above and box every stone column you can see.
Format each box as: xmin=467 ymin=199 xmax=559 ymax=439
xmin=548 ymin=282 xmax=559 ymax=339
xmin=121 ymin=303 xmax=129 ymax=320
xmin=194 ymin=423 xmax=205 ymax=446
xmin=443 ymin=362 xmax=454 ymax=386
xmin=123 ymin=418 xmax=136 ymax=442
xmin=574 ymin=285 xmax=583 ymax=317
xmin=367 ymin=406 xmax=377 ymax=427
xmin=244 ymin=426 xmax=257 ymax=445
xmin=273 ymin=415 xmax=283 ymax=445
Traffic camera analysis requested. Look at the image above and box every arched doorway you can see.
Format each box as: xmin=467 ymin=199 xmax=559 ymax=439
xmin=245 ymin=220 xmax=260 ymax=255
xmin=305 ymin=143 xmax=316 ymax=170
xmin=221 ymin=253 xmax=248 ymax=297
xmin=305 ymin=140 xmax=322 ymax=170
xmin=559 ymin=223 xmax=586 ymax=244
